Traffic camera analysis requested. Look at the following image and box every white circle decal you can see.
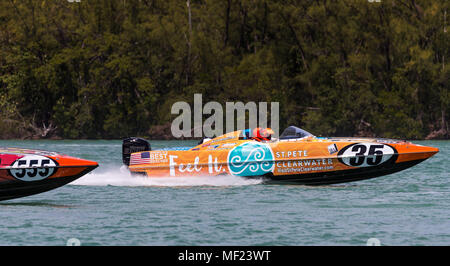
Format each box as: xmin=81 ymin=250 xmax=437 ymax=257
xmin=337 ymin=143 xmax=397 ymax=167
xmin=9 ymin=155 xmax=57 ymax=181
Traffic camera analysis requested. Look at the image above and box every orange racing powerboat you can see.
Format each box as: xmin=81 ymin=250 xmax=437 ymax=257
xmin=0 ymin=148 xmax=98 ymax=200
xmin=123 ymin=126 xmax=439 ymax=185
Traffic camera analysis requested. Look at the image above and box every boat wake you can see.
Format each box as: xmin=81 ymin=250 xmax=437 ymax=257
xmin=69 ymin=166 xmax=264 ymax=187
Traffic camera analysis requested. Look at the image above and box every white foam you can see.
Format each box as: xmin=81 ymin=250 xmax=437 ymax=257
xmin=70 ymin=165 xmax=264 ymax=187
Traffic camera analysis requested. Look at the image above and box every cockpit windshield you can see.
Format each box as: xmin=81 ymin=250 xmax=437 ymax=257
xmin=279 ymin=126 xmax=314 ymax=139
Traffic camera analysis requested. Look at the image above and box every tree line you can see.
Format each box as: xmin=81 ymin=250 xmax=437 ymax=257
xmin=0 ymin=0 xmax=448 ymax=139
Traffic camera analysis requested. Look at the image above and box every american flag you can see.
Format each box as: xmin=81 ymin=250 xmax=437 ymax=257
xmin=130 ymin=152 xmax=150 ymax=165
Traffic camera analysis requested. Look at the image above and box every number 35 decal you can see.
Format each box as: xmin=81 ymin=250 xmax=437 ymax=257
xmin=337 ymin=143 xmax=397 ymax=167
xmin=9 ymin=155 xmax=58 ymax=181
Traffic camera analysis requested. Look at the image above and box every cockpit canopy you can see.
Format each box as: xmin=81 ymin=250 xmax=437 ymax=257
xmin=279 ymin=126 xmax=314 ymax=139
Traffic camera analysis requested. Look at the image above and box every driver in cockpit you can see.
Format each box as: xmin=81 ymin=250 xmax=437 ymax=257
xmin=241 ymin=128 xmax=275 ymax=141
xmin=252 ymin=127 xmax=274 ymax=142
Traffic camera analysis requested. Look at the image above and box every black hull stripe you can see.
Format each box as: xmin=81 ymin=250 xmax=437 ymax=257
xmin=258 ymin=159 xmax=426 ymax=185
xmin=0 ymin=165 xmax=98 ymax=201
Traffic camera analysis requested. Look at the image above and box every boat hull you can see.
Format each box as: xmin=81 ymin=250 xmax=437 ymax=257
xmin=0 ymin=148 xmax=98 ymax=201
xmin=0 ymin=166 xmax=97 ymax=201
xmin=261 ymin=158 xmax=426 ymax=185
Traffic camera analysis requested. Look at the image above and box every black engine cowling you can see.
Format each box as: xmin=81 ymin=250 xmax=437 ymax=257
xmin=122 ymin=137 xmax=151 ymax=166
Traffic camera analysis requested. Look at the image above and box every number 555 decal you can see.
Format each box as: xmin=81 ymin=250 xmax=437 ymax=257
xmin=8 ymin=155 xmax=58 ymax=181
xmin=337 ymin=143 xmax=398 ymax=167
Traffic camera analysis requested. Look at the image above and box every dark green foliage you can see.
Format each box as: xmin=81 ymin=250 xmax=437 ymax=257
xmin=0 ymin=0 xmax=448 ymax=139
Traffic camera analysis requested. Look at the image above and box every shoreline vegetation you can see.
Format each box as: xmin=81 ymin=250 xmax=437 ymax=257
xmin=0 ymin=1 xmax=448 ymax=141
xmin=0 ymin=121 xmax=447 ymax=141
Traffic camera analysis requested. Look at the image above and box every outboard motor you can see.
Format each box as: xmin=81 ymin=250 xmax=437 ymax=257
xmin=122 ymin=137 xmax=151 ymax=166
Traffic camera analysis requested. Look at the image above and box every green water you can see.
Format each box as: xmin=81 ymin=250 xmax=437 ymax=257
xmin=0 ymin=140 xmax=448 ymax=246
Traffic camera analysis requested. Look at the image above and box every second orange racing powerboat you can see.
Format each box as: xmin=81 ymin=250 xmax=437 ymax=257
xmin=122 ymin=126 xmax=439 ymax=185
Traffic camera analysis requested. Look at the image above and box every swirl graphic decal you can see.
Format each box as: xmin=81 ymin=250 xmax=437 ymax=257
xmin=227 ymin=142 xmax=275 ymax=176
